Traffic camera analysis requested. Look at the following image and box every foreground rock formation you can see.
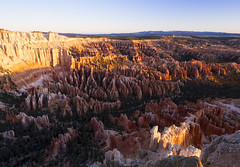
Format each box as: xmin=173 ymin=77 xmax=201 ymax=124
xmin=153 ymin=155 xmax=203 ymax=167
xmin=201 ymin=130 xmax=240 ymax=167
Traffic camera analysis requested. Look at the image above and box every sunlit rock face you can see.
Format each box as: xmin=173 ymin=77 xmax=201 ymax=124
xmin=0 ymin=30 xmax=71 ymax=72
xmin=1 ymin=30 xmax=240 ymax=77
xmin=148 ymin=125 xmax=201 ymax=161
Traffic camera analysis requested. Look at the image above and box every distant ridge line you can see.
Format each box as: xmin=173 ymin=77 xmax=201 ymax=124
xmin=59 ymin=30 xmax=240 ymax=38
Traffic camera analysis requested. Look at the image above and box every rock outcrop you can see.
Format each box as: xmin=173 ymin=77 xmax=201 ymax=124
xmin=104 ymin=149 xmax=129 ymax=167
xmin=45 ymin=128 xmax=76 ymax=158
xmin=1 ymin=130 xmax=15 ymax=139
xmin=200 ymin=130 xmax=240 ymax=167
xmin=148 ymin=125 xmax=201 ymax=159
xmin=153 ymin=155 xmax=203 ymax=167
xmin=88 ymin=117 xmax=117 ymax=150
xmin=102 ymin=149 xmax=203 ymax=167
xmin=89 ymin=117 xmax=150 ymax=157
xmin=6 ymin=112 xmax=50 ymax=130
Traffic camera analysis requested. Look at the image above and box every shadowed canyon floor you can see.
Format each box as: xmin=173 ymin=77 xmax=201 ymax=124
xmin=0 ymin=30 xmax=240 ymax=166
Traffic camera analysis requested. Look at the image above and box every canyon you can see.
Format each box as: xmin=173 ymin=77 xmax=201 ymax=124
xmin=0 ymin=30 xmax=240 ymax=166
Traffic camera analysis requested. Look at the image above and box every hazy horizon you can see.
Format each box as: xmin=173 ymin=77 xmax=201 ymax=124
xmin=2 ymin=29 xmax=240 ymax=35
xmin=1 ymin=0 xmax=240 ymax=34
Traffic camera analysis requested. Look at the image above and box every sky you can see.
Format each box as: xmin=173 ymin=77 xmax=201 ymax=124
xmin=0 ymin=0 xmax=240 ymax=34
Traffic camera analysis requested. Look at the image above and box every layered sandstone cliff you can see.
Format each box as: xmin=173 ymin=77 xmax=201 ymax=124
xmin=0 ymin=30 xmax=73 ymax=72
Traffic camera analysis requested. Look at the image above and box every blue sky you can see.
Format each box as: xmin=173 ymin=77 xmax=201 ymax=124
xmin=0 ymin=0 xmax=239 ymax=33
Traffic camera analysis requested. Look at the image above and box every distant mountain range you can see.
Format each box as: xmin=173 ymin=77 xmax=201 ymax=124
xmin=60 ymin=31 xmax=240 ymax=38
